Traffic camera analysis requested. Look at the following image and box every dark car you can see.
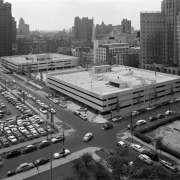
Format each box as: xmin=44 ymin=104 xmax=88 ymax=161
xmin=160 ymin=159 xmax=178 ymax=172
xmin=101 ymin=123 xmax=113 ymax=131
xmin=157 ymin=113 xmax=165 ymax=119
xmin=148 ymin=116 xmax=157 ymax=122
xmin=33 ymin=157 xmax=50 ymax=166
xmin=7 ymin=171 xmax=17 ymax=177
xmin=153 ymin=104 xmax=162 ymax=108
xmin=37 ymin=140 xmax=51 ymax=149
xmin=23 ymin=131 xmax=33 ymax=140
xmin=5 ymin=150 xmax=21 ymax=159
xmin=162 ymin=101 xmax=170 ymax=106
xmin=15 ymin=133 xmax=25 ymax=142
xmin=21 ymin=145 xmax=37 ymax=154
xmin=0 ymin=136 xmax=10 ymax=147
xmin=6 ymin=109 xmax=11 ymax=115
xmin=142 ymin=150 xmax=159 ymax=161
xmin=139 ymin=108 xmax=147 ymax=113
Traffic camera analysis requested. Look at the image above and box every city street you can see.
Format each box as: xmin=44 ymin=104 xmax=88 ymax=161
xmin=0 ymin=71 xmax=179 ymax=179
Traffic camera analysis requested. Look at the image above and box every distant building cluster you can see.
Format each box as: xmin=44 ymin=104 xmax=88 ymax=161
xmin=18 ymin=18 xmax=30 ymax=38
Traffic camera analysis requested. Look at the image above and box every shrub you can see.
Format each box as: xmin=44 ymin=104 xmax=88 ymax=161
xmin=134 ymin=131 xmax=152 ymax=144
xmin=160 ymin=144 xmax=180 ymax=159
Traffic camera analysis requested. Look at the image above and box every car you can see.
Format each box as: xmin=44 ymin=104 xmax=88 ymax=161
xmin=6 ymin=109 xmax=11 ymax=115
xmin=49 ymin=108 xmax=56 ymax=114
xmin=5 ymin=150 xmax=21 ymax=159
xmin=132 ymin=111 xmax=139 ymax=116
xmin=31 ymin=130 xmax=40 ymax=138
xmin=160 ymin=159 xmax=178 ymax=172
xmin=44 ymin=126 xmax=54 ymax=134
xmin=33 ymin=123 xmax=40 ymax=129
xmin=16 ymin=162 xmax=35 ymax=173
xmin=39 ymin=103 xmax=45 ymax=107
xmin=11 ymin=127 xmax=19 ymax=134
xmin=142 ymin=150 xmax=159 ymax=161
xmin=138 ymin=154 xmax=153 ymax=165
xmin=73 ymin=110 xmax=82 ymax=117
xmin=21 ymin=145 xmax=37 ymax=154
xmin=145 ymin=107 xmax=153 ymax=111
xmin=37 ymin=128 xmax=47 ymax=136
xmin=101 ymin=123 xmax=113 ymax=130
xmin=23 ymin=131 xmax=33 ymax=140
xmin=27 ymin=125 xmax=35 ymax=131
xmin=148 ymin=116 xmax=157 ymax=122
xmin=165 ymin=110 xmax=173 ymax=116
xmin=139 ymin=108 xmax=147 ymax=113
xmin=23 ymin=109 xmax=31 ymax=114
xmin=5 ymin=129 xmax=13 ymax=136
xmin=136 ymin=120 xmax=147 ymax=126
xmin=0 ymin=103 xmax=6 ymax=108
xmin=36 ymin=100 xmax=41 ymax=104
xmin=112 ymin=116 xmax=122 ymax=122
xmin=80 ymin=113 xmax=87 ymax=120
xmin=39 ymin=108 xmax=47 ymax=114
xmin=175 ymin=97 xmax=180 ymax=102
xmin=7 ymin=171 xmax=17 ymax=177
xmin=115 ymin=140 xmax=127 ymax=148
xmin=0 ymin=136 xmax=10 ymax=147
xmin=27 ymin=94 xmax=33 ymax=98
xmin=109 ymin=147 xmax=118 ymax=155
xmin=77 ymin=107 xmax=87 ymax=112
xmin=83 ymin=133 xmax=93 ymax=142
xmin=169 ymin=99 xmax=176 ymax=104
xmin=18 ymin=126 xmax=27 ymax=133
xmin=130 ymin=143 xmax=145 ymax=153
xmin=37 ymin=140 xmax=51 ymax=149
xmin=8 ymin=136 xmax=18 ymax=144
xmin=53 ymin=149 xmax=70 ymax=159
xmin=14 ymin=133 xmax=25 ymax=142
xmin=157 ymin=113 xmax=165 ymax=119
xmin=59 ymin=103 xmax=67 ymax=108
xmin=162 ymin=101 xmax=170 ymax=106
xmin=51 ymin=135 xmax=65 ymax=143
xmin=34 ymin=157 xmax=50 ymax=166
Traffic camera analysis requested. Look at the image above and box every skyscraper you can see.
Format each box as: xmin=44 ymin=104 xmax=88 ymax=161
xmin=18 ymin=18 xmax=30 ymax=37
xmin=0 ymin=0 xmax=12 ymax=56
xmin=12 ymin=17 xmax=16 ymax=43
xmin=121 ymin=19 xmax=131 ymax=34
xmin=74 ymin=17 xmax=93 ymax=42
xmin=141 ymin=0 xmax=180 ymax=72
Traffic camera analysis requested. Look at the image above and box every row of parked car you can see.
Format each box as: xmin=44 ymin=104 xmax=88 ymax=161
xmin=110 ymin=140 xmax=179 ymax=173
xmin=46 ymin=96 xmax=67 ymax=108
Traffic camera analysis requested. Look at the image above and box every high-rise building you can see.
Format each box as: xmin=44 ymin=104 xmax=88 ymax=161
xmin=177 ymin=11 xmax=180 ymax=65
xmin=74 ymin=17 xmax=93 ymax=42
xmin=141 ymin=0 xmax=180 ymax=74
xmin=121 ymin=19 xmax=131 ymax=34
xmin=0 ymin=0 xmax=12 ymax=56
xmin=12 ymin=17 xmax=16 ymax=43
xmin=18 ymin=18 xmax=30 ymax=37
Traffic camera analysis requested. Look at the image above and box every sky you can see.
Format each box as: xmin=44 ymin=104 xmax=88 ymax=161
xmin=6 ymin=0 xmax=163 ymax=31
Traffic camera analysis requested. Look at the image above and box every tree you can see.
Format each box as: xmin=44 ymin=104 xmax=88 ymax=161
xmin=63 ymin=178 xmax=75 ymax=180
xmin=155 ymin=136 xmax=163 ymax=158
xmin=80 ymin=152 xmax=93 ymax=167
xmin=77 ymin=169 xmax=89 ymax=180
xmin=95 ymin=159 xmax=105 ymax=170
xmin=72 ymin=159 xmax=84 ymax=174
xmin=93 ymin=169 xmax=107 ymax=180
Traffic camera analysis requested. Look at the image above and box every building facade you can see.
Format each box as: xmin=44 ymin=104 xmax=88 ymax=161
xmin=177 ymin=11 xmax=180 ymax=65
xmin=141 ymin=0 xmax=180 ymax=75
xmin=121 ymin=19 xmax=131 ymax=34
xmin=18 ymin=18 xmax=30 ymax=37
xmin=0 ymin=0 xmax=12 ymax=57
xmin=74 ymin=17 xmax=93 ymax=42
xmin=12 ymin=17 xmax=16 ymax=44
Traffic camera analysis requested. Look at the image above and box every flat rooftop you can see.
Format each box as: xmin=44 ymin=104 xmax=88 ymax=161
xmin=2 ymin=53 xmax=77 ymax=64
xmin=52 ymin=66 xmax=179 ymax=96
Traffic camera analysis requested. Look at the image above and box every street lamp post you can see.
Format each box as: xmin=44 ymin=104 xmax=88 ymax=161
xmin=50 ymin=108 xmax=53 ymax=180
xmin=169 ymin=101 xmax=170 ymax=111
xmin=111 ymin=105 xmax=112 ymax=121
xmin=130 ymin=112 xmax=133 ymax=143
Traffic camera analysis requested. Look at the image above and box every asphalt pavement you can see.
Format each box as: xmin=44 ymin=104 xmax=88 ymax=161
xmin=0 ymin=71 xmax=180 ymax=179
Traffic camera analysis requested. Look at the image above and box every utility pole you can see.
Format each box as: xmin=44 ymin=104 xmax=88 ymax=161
xmin=62 ymin=127 xmax=65 ymax=153
xmin=50 ymin=107 xmax=53 ymax=180
xmin=130 ymin=112 xmax=133 ymax=143
xmin=111 ymin=105 xmax=112 ymax=121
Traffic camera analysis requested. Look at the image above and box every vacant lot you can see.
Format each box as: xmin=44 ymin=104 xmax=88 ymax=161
xmin=146 ymin=120 xmax=180 ymax=152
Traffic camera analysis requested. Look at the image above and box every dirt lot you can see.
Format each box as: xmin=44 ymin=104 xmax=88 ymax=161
xmin=146 ymin=120 xmax=180 ymax=152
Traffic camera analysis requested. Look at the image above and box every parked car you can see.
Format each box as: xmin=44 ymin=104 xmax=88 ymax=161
xmin=136 ymin=120 xmax=147 ymax=126
xmin=23 ymin=131 xmax=33 ymax=140
xmin=132 ymin=111 xmax=139 ymax=116
xmin=6 ymin=109 xmax=11 ymax=115
xmin=21 ymin=145 xmax=37 ymax=154
xmin=112 ymin=116 xmax=122 ymax=122
xmin=142 ymin=150 xmax=159 ymax=161
xmin=33 ymin=157 xmax=50 ymax=166
xmin=8 ymin=136 xmax=18 ymax=144
xmin=114 ymin=140 xmax=127 ymax=148
xmin=44 ymin=126 xmax=54 ymax=134
xmin=148 ymin=116 xmax=157 ymax=122
xmin=16 ymin=162 xmax=35 ymax=173
xmin=30 ymin=130 xmax=40 ymax=138
xmin=7 ymin=171 xmax=16 ymax=177
xmin=165 ymin=110 xmax=173 ymax=116
xmin=83 ymin=133 xmax=93 ymax=142
xmin=5 ymin=150 xmax=21 ymax=159
xmin=37 ymin=128 xmax=47 ymax=136
xmin=51 ymin=135 xmax=65 ymax=143
xmin=53 ymin=149 xmax=70 ymax=159
xmin=157 ymin=113 xmax=165 ymax=119
xmin=160 ymin=159 xmax=178 ymax=172
xmin=0 ymin=136 xmax=10 ymax=147
xmin=77 ymin=107 xmax=87 ymax=112
xmin=39 ymin=108 xmax=47 ymax=114
xmin=49 ymin=108 xmax=56 ymax=114
xmin=130 ymin=143 xmax=145 ymax=153
xmin=37 ymin=140 xmax=51 ymax=149
xmin=14 ymin=133 xmax=25 ymax=142
xmin=80 ymin=113 xmax=87 ymax=120
xmin=138 ymin=154 xmax=153 ymax=165
xmin=145 ymin=107 xmax=153 ymax=111
xmin=59 ymin=103 xmax=67 ymax=108
xmin=101 ymin=123 xmax=113 ymax=131
xmin=73 ymin=110 xmax=81 ymax=117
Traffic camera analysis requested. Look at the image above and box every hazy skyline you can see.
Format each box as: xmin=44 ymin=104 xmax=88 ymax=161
xmin=7 ymin=0 xmax=163 ymax=31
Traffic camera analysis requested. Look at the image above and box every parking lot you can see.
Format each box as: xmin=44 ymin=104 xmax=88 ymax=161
xmin=0 ymin=86 xmax=57 ymax=149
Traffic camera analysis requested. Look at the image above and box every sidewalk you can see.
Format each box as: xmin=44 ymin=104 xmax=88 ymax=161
xmin=2 ymin=147 xmax=101 ymax=180
xmin=120 ymin=132 xmax=180 ymax=168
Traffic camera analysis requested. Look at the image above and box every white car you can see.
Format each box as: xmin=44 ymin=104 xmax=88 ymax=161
xmin=132 ymin=111 xmax=139 ymax=116
xmin=136 ymin=120 xmax=147 ymax=126
xmin=39 ymin=103 xmax=45 ymax=107
xmin=53 ymin=149 xmax=70 ymax=159
xmin=115 ymin=140 xmax=127 ymax=148
xmin=130 ymin=143 xmax=145 ymax=153
xmin=8 ymin=136 xmax=18 ymax=144
xmin=83 ymin=133 xmax=93 ymax=142
xmin=31 ymin=130 xmax=39 ymax=138
xmin=51 ymin=136 xmax=64 ymax=143
xmin=39 ymin=108 xmax=47 ymax=114
xmin=145 ymin=107 xmax=153 ymax=111
xmin=165 ymin=110 xmax=173 ymax=116
xmin=36 ymin=100 xmax=41 ymax=104
xmin=112 ymin=116 xmax=122 ymax=122
xmin=59 ymin=103 xmax=67 ymax=108
xmin=16 ymin=162 xmax=35 ymax=173
xmin=80 ymin=114 xmax=87 ymax=120
xmin=138 ymin=154 xmax=153 ymax=165
xmin=49 ymin=108 xmax=56 ymax=114
xmin=18 ymin=126 xmax=27 ymax=133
